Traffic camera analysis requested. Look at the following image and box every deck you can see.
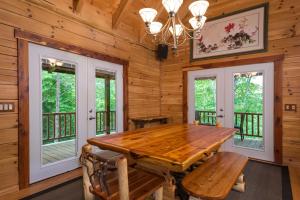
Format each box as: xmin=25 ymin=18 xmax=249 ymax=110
xmin=233 ymin=135 xmax=264 ymax=150
xmin=42 ymin=140 xmax=76 ymax=165
xmin=42 ymin=136 xmax=263 ymax=165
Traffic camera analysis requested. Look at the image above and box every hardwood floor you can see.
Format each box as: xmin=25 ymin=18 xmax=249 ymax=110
xmin=23 ymin=161 xmax=286 ymax=200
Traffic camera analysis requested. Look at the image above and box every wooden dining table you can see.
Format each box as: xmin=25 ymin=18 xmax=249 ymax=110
xmin=87 ymin=124 xmax=237 ymax=199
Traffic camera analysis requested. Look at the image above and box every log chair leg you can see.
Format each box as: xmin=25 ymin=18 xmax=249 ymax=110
xmin=82 ymin=144 xmax=95 ymax=200
xmin=236 ymin=173 xmax=244 ymax=183
xmin=117 ymin=157 xmax=129 ymax=200
xmin=232 ymin=173 xmax=245 ymax=192
xmin=154 ymin=186 xmax=163 ymax=200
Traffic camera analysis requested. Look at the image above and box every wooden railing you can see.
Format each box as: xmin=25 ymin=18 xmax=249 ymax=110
xmin=95 ymin=111 xmax=116 ymax=135
xmin=195 ymin=110 xmax=263 ymax=138
xmin=43 ymin=111 xmax=116 ymax=144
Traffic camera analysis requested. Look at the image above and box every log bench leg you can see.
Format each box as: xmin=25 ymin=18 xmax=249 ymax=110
xmin=154 ymin=187 xmax=163 ymax=200
xmin=232 ymin=173 xmax=245 ymax=192
xmin=117 ymin=157 xmax=130 ymax=200
xmin=82 ymin=145 xmax=95 ymax=200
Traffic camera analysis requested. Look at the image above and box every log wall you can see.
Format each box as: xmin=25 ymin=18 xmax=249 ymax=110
xmin=0 ymin=0 xmax=160 ymax=195
xmin=161 ymin=0 xmax=300 ymax=167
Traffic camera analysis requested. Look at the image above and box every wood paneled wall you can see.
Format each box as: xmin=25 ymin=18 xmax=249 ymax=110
xmin=0 ymin=0 xmax=160 ymax=195
xmin=161 ymin=0 xmax=300 ymax=167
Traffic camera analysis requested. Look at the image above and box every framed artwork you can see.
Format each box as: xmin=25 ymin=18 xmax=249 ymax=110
xmin=191 ymin=3 xmax=268 ymax=61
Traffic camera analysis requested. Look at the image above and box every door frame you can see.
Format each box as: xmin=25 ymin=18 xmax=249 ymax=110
xmin=16 ymin=29 xmax=129 ymax=189
xmin=183 ymin=54 xmax=284 ymax=164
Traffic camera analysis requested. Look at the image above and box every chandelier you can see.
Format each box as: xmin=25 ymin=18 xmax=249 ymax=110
xmin=139 ymin=0 xmax=209 ymax=52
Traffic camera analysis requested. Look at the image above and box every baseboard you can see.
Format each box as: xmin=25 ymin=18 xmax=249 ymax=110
xmin=0 ymin=168 xmax=82 ymax=200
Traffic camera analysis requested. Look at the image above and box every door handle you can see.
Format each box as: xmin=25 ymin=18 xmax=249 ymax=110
xmin=89 ymin=116 xmax=96 ymax=120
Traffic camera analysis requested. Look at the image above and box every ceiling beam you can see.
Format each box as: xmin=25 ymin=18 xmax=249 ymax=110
xmin=73 ymin=0 xmax=84 ymax=13
xmin=112 ymin=0 xmax=132 ymax=29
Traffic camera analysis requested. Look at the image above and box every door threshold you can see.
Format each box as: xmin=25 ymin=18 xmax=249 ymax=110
xmin=0 ymin=168 xmax=82 ymax=200
xmin=249 ymin=157 xmax=282 ymax=166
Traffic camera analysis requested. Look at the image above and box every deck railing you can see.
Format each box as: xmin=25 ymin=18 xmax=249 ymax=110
xmin=195 ymin=110 xmax=263 ymax=138
xmin=42 ymin=111 xmax=116 ymax=144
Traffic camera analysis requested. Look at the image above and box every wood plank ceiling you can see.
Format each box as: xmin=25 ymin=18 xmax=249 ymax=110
xmin=71 ymin=0 xmax=195 ymax=43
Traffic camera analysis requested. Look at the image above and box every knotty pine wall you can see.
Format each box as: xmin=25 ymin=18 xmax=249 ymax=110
xmin=0 ymin=0 xmax=161 ymax=195
xmin=161 ymin=0 xmax=300 ymax=167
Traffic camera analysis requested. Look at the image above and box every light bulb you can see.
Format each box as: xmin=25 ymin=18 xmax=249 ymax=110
xmin=162 ymin=0 xmax=183 ymax=14
xmin=149 ymin=22 xmax=163 ymax=35
xmin=139 ymin=8 xmax=157 ymax=25
xmin=189 ymin=0 xmax=209 ymax=17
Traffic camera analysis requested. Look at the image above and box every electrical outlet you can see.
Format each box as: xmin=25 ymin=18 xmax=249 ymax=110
xmin=285 ymin=104 xmax=297 ymax=112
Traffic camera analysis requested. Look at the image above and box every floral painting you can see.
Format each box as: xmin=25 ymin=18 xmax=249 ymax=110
xmin=191 ymin=4 xmax=268 ymax=61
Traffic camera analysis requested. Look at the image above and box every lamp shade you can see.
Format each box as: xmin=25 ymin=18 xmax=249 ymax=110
xmin=139 ymin=8 xmax=157 ymax=24
xmin=162 ymin=0 xmax=183 ymax=14
xmin=169 ymin=24 xmax=183 ymax=37
xmin=189 ymin=15 xmax=207 ymax=29
xmin=149 ymin=22 xmax=163 ymax=34
xmin=189 ymin=0 xmax=209 ymax=17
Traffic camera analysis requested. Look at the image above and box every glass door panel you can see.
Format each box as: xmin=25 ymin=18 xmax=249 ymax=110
xmin=224 ymin=63 xmax=274 ymax=162
xmin=29 ymin=43 xmax=87 ymax=183
xmin=94 ymin=70 xmax=116 ymax=136
xmin=87 ymin=58 xmax=123 ymax=139
xmin=188 ymin=68 xmax=225 ymax=126
xmin=41 ymin=58 xmax=77 ymax=165
xmin=194 ymin=77 xmax=217 ymax=126
xmin=233 ymin=72 xmax=264 ymax=150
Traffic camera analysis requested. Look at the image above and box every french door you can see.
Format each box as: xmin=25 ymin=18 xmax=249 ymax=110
xmin=188 ymin=63 xmax=274 ymax=162
xmin=29 ymin=43 xmax=123 ymax=183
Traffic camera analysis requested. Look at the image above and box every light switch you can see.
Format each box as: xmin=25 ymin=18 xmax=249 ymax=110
xmin=0 ymin=102 xmax=15 ymax=112
xmin=285 ymin=104 xmax=297 ymax=112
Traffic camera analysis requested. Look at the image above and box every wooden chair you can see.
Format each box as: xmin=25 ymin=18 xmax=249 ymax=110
xmin=182 ymin=152 xmax=248 ymax=200
xmin=234 ymin=113 xmax=245 ymax=141
xmin=80 ymin=144 xmax=164 ymax=200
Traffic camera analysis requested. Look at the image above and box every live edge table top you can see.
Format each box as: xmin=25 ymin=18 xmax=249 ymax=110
xmin=87 ymin=124 xmax=237 ymax=172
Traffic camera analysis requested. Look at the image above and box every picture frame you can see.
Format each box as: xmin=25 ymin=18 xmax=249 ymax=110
xmin=190 ymin=3 xmax=269 ymax=62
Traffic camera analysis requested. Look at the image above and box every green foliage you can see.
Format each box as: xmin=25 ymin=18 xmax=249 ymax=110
xmin=42 ymin=71 xmax=76 ymax=113
xmin=194 ymin=74 xmax=263 ymax=113
xmin=234 ymin=74 xmax=263 ymax=113
xmin=195 ymin=79 xmax=216 ymax=111
xmin=42 ymin=69 xmax=116 ymax=144
xmin=194 ymin=74 xmax=264 ymax=139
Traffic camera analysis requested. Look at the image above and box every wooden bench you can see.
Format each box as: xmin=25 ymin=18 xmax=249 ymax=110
xmin=81 ymin=144 xmax=164 ymax=200
xmin=182 ymin=152 xmax=248 ymax=200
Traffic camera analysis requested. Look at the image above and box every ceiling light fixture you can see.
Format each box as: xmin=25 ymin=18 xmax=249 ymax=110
xmin=139 ymin=0 xmax=209 ymax=53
